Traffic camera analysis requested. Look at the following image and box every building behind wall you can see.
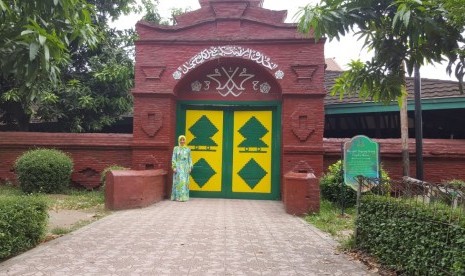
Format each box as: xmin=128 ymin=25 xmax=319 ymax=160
xmin=324 ymin=68 xmax=465 ymax=140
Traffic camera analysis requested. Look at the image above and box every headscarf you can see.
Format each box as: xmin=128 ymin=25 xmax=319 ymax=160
xmin=178 ymin=135 xmax=187 ymax=147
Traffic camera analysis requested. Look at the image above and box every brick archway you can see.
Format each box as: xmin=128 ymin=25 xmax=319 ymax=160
xmin=173 ymin=57 xmax=282 ymax=101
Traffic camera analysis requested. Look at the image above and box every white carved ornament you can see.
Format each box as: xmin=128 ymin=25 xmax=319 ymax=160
xmin=172 ymin=46 xmax=284 ymax=80
xmin=191 ymin=66 xmax=272 ymax=97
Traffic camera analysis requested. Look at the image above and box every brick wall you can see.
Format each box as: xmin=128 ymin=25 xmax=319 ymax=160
xmin=1 ymin=132 xmax=464 ymax=190
xmin=323 ymin=138 xmax=465 ymax=182
xmin=0 ymin=132 xmax=133 ymax=189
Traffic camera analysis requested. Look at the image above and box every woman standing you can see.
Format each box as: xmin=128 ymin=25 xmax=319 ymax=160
xmin=171 ymin=135 xmax=193 ymax=201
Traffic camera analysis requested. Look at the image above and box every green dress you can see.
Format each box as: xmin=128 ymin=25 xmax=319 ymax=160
xmin=171 ymin=146 xmax=193 ymax=201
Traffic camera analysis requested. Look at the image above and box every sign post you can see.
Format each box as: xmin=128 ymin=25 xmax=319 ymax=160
xmin=344 ymin=135 xmax=380 ymax=243
xmin=343 ymin=135 xmax=379 ymax=191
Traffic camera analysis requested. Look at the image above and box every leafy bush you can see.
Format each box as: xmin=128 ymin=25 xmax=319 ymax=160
xmin=320 ymin=160 xmax=390 ymax=208
xmin=320 ymin=160 xmax=356 ymax=207
xmin=100 ymin=165 xmax=129 ymax=188
xmin=357 ymin=196 xmax=465 ymax=275
xmin=445 ymin=179 xmax=465 ymax=189
xmin=15 ymin=148 xmax=73 ymax=193
xmin=0 ymin=196 xmax=48 ymax=260
xmin=437 ymin=179 xmax=465 ymax=207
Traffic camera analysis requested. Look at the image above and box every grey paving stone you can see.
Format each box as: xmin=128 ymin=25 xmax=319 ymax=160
xmin=0 ymin=199 xmax=377 ymax=275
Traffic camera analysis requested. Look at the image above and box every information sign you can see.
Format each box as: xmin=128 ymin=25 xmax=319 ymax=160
xmin=343 ymin=135 xmax=379 ymax=191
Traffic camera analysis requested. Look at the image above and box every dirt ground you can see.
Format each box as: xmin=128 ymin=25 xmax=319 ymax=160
xmin=47 ymin=209 xmax=97 ymax=231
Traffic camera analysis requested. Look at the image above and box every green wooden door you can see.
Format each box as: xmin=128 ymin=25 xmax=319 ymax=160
xmin=178 ymin=104 xmax=280 ymax=200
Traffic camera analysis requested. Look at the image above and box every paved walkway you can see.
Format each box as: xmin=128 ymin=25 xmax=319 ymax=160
xmin=0 ymin=199 xmax=376 ymax=275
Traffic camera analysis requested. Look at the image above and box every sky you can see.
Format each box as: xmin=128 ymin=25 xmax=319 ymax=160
xmin=112 ymin=0 xmax=456 ymax=81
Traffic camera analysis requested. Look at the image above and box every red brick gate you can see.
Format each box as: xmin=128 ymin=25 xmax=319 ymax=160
xmin=131 ymin=0 xmax=326 ymax=201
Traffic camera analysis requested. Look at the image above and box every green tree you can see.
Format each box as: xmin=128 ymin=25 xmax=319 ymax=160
xmin=442 ymin=0 xmax=465 ymax=87
xmin=297 ymin=0 xmax=465 ymax=175
xmin=0 ymin=0 xmax=98 ymax=130
xmin=46 ymin=0 xmax=136 ymax=132
xmin=36 ymin=28 xmax=136 ymax=132
xmin=443 ymin=0 xmax=465 ymax=26
xmin=141 ymin=0 xmax=163 ymax=24
xmin=1 ymin=0 xmax=137 ymax=132
xmin=141 ymin=0 xmax=191 ymax=25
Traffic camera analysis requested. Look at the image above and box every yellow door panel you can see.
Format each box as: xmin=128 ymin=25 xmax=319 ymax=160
xmin=185 ymin=110 xmax=223 ymax=192
xmin=232 ymin=111 xmax=272 ymax=193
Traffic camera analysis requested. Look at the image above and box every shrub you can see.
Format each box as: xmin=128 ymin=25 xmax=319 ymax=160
xmin=357 ymin=196 xmax=465 ymax=275
xmin=439 ymin=179 xmax=465 ymax=207
xmin=446 ymin=179 xmax=465 ymax=189
xmin=320 ymin=160 xmax=390 ymax=208
xmin=15 ymin=148 xmax=73 ymax=194
xmin=100 ymin=165 xmax=129 ymax=188
xmin=0 ymin=195 xmax=48 ymax=260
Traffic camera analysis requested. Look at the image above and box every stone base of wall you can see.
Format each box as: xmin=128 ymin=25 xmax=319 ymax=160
xmin=105 ymin=169 xmax=167 ymax=210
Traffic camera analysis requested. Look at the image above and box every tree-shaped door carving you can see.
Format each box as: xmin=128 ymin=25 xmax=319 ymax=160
xmin=237 ymin=116 xmax=269 ymax=153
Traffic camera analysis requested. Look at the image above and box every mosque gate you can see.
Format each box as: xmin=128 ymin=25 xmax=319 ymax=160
xmin=131 ymin=0 xmax=326 ymax=199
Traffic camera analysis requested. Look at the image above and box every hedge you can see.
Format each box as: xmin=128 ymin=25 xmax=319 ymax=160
xmin=0 ymin=196 xmax=48 ymax=260
xmin=357 ymin=195 xmax=465 ymax=275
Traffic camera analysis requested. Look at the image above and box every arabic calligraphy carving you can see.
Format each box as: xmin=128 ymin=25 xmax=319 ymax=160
xmin=172 ymin=46 xmax=282 ymax=80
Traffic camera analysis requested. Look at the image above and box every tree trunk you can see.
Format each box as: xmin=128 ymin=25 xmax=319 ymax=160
xmin=400 ymin=86 xmax=410 ymax=176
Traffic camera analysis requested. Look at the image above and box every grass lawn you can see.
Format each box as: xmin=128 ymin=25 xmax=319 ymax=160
xmin=1 ymin=183 xmax=105 ymax=210
xmin=1 ymin=183 xmax=108 ymax=237
xmin=305 ymin=200 xmax=356 ymax=247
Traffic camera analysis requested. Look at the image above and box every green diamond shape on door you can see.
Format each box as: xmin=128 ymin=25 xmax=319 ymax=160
xmin=188 ymin=115 xmax=218 ymax=152
xmin=238 ymin=116 xmax=268 ymax=153
xmin=191 ymin=158 xmax=216 ymax=188
xmin=238 ymin=158 xmax=267 ymax=189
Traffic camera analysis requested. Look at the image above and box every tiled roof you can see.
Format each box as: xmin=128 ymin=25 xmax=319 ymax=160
xmin=324 ymin=70 xmax=464 ymax=105
xmin=325 ymin=58 xmax=343 ymax=71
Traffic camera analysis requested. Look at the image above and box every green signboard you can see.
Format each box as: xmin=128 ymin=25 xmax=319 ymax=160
xmin=343 ymin=135 xmax=379 ymax=191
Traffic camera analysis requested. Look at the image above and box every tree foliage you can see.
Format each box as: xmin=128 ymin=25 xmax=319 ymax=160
xmin=0 ymin=0 xmax=99 ymax=130
xmin=442 ymin=0 xmax=465 ymax=27
xmin=297 ymin=0 xmax=465 ymax=101
xmin=0 ymin=0 xmax=98 ymax=86
xmin=442 ymin=0 xmax=465 ymax=91
xmin=0 ymin=0 xmax=137 ymax=131
xmin=141 ymin=0 xmax=191 ymax=25
xmin=36 ymin=29 xmax=135 ymax=132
